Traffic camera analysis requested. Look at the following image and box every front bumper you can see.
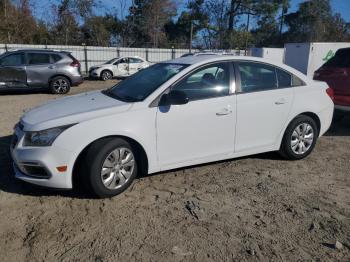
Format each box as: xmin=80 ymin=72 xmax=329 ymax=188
xmin=89 ymin=69 xmax=101 ymax=78
xmin=10 ymin=128 xmax=74 ymax=189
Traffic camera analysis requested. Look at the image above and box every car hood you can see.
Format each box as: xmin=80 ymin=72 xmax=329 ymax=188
xmin=21 ymin=91 xmax=132 ymax=131
xmin=90 ymin=64 xmax=111 ymax=69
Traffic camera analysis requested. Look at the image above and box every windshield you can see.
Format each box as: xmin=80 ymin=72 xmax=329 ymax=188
xmin=103 ymin=63 xmax=188 ymax=102
xmin=104 ymin=58 xmax=118 ymax=64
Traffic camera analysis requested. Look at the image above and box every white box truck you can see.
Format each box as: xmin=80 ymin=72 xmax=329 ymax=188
xmin=284 ymin=42 xmax=350 ymax=77
xmin=251 ymin=47 xmax=285 ymax=64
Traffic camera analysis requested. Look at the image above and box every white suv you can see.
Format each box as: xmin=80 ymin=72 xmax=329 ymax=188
xmin=11 ymin=55 xmax=334 ymax=198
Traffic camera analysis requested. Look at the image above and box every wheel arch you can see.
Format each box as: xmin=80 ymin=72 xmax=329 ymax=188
xmin=101 ymin=69 xmax=114 ymax=77
xmin=296 ymin=112 xmax=321 ymax=135
xmin=72 ymin=135 xmax=149 ymax=189
xmin=279 ymin=111 xmax=321 ymax=148
xmin=49 ymin=74 xmax=72 ymax=86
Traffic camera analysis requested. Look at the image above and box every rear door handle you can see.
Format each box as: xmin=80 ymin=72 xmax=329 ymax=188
xmin=48 ymin=65 xmax=56 ymax=69
xmin=275 ymin=98 xmax=286 ymax=105
xmin=216 ymin=107 xmax=232 ymax=116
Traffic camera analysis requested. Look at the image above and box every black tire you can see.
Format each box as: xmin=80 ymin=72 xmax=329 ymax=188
xmin=50 ymin=76 xmax=71 ymax=94
xmin=100 ymin=70 xmax=113 ymax=81
xmin=279 ymin=115 xmax=319 ymax=160
xmin=84 ymin=138 xmax=138 ymax=198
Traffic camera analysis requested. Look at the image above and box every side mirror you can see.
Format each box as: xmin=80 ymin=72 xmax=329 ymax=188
xmin=161 ymin=90 xmax=189 ymax=106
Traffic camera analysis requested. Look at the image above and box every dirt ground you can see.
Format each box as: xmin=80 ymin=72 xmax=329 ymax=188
xmin=0 ymin=80 xmax=349 ymax=262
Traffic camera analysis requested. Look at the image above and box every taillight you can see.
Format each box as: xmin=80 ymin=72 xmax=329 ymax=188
xmin=326 ymin=87 xmax=334 ymax=101
xmin=70 ymin=59 xmax=80 ymax=68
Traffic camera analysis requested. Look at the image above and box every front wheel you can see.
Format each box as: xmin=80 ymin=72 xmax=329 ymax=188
xmin=101 ymin=70 xmax=113 ymax=81
xmin=84 ymin=138 xmax=138 ymax=198
xmin=279 ymin=115 xmax=318 ymax=160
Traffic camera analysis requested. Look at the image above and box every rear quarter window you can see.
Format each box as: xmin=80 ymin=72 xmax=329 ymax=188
xmin=51 ymin=54 xmax=62 ymax=63
xmin=292 ymin=75 xmax=306 ymax=86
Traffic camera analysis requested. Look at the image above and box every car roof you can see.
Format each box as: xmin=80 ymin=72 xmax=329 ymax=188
xmin=163 ymin=55 xmax=310 ymax=83
xmin=164 ymin=55 xmax=273 ymax=65
xmin=6 ymin=48 xmax=70 ymax=53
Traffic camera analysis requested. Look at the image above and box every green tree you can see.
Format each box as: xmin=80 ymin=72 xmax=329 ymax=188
xmin=283 ymin=0 xmax=349 ymax=42
xmin=125 ymin=0 xmax=176 ymax=47
xmin=165 ymin=0 xmax=209 ymax=48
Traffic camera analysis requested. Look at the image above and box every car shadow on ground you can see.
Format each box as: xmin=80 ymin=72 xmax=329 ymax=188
xmin=324 ymin=116 xmax=350 ymax=136
xmin=0 ymin=89 xmax=50 ymax=96
xmin=0 ymin=118 xmax=349 ymax=199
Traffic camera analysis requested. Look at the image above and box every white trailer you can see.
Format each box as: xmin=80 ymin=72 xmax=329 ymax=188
xmin=284 ymin=42 xmax=350 ymax=77
xmin=251 ymin=47 xmax=285 ymax=64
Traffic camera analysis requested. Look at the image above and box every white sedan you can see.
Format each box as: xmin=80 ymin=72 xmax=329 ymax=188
xmin=11 ymin=56 xmax=334 ymax=197
xmin=89 ymin=56 xmax=150 ymax=80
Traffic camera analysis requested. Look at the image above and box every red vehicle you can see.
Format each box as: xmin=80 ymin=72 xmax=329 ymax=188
xmin=314 ymin=47 xmax=350 ymax=120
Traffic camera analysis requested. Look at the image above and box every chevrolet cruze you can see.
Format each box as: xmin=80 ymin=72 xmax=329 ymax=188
xmin=11 ymin=56 xmax=334 ymax=197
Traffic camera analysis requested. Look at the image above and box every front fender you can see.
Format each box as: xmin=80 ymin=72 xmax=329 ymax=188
xmin=53 ymin=108 xmax=159 ymax=186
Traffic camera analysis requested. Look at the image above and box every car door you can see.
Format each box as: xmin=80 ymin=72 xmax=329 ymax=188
xmin=113 ymin=58 xmax=129 ymax=76
xmin=128 ymin=57 xmax=143 ymax=75
xmin=25 ymin=52 xmax=57 ymax=87
xmin=156 ymin=62 xmax=236 ymax=168
xmin=0 ymin=52 xmax=27 ymax=88
xmin=234 ymin=61 xmax=294 ymax=153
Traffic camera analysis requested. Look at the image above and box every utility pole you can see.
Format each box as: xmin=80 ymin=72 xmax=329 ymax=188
xmin=244 ymin=12 xmax=250 ymax=56
xmin=189 ymin=21 xmax=193 ymax=53
xmin=280 ymin=1 xmax=288 ymax=42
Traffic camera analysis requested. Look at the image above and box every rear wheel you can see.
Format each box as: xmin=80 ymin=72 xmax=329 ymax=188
xmin=50 ymin=76 xmax=71 ymax=94
xmin=84 ymin=138 xmax=138 ymax=198
xmin=101 ymin=70 xmax=113 ymax=81
xmin=279 ymin=115 xmax=318 ymax=160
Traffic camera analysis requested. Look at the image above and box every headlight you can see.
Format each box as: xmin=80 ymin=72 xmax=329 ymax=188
xmin=23 ymin=124 xmax=75 ymax=147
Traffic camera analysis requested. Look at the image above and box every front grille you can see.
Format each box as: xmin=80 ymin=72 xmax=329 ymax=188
xmin=11 ymin=134 xmax=18 ymax=149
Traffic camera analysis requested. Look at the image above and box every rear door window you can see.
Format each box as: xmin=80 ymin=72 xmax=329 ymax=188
xmin=27 ymin=53 xmax=51 ymax=65
xmin=237 ymin=62 xmax=277 ymax=92
xmin=277 ymin=68 xmax=292 ymax=88
xmin=0 ymin=53 xmax=25 ymax=66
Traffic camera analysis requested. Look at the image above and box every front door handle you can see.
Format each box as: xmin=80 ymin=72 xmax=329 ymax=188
xmin=48 ymin=65 xmax=56 ymax=69
xmin=216 ymin=108 xmax=232 ymax=116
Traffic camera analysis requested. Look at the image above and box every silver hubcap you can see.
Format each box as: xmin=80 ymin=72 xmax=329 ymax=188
xmin=101 ymin=147 xmax=135 ymax=190
xmin=53 ymin=79 xmax=68 ymax=93
xmin=291 ymin=123 xmax=314 ymax=155
xmin=102 ymin=71 xmax=112 ymax=80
